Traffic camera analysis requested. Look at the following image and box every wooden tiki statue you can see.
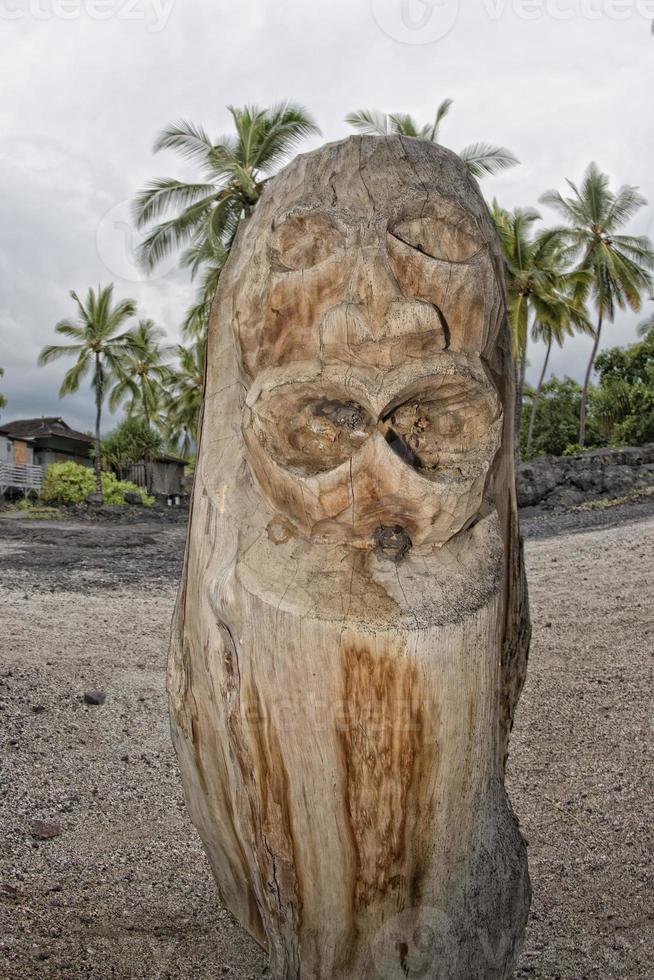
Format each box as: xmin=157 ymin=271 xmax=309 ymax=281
xmin=168 ymin=136 xmax=531 ymax=980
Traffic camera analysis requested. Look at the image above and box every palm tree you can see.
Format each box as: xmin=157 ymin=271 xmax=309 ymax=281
xmin=109 ymin=319 xmax=171 ymax=427
xmin=492 ymin=202 xmax=590 ymax=456
xmin=134 ymin=103 xmax=321 ymax=337
xmin=540 ymin=163 xmax=654 ymax=446
xmin=38 ymin=285 xmax=136 ymax=494
xmin=346 ymin=99 xmax=518 ymax=178
xmin=165 ymin=338 xmax=206 ymax=456
xmin=637 ymin=307 xmax=654 ymax=336
xmin=180 ymin=242 xmax=225 ymax=338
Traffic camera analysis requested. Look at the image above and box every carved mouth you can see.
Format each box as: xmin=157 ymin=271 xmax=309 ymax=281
xmin=373 ymin=525 xmax=413 ymax=563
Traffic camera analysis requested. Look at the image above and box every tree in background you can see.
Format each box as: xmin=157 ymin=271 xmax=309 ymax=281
xmin=492 ymin=203 xmax=590 ymax=454
xmin=638 ymin=307 xmax=654 ymax=336
xmin=180 ymin=243 xmax=225 ymax=338
xmin=525 ymin=285 xmax=592 ymax=455
xmin=522 ymin=328 xmax=654 ymax=456
xmin=520 ymin=377 xmax=591 ymax=458
xmin=165 ymin=337 xmax=206 ymax=456
xmin=541 ymin=163 xmax=654 ymax=446
xmin=592 ymin=323 xmax=654 ymax=445
xmin=346 ymin=99 xmax=519 ymax=178
xmin=109 ymin=319 xmax=171 ymax=427
xmin=0 ymin=367 xmax=6 ymax=414
xmin=38 ymin=285 xmax=136 ymax=495
xmin=100 ymin=417 xmax=163 ymax=479
xmin=134 ymin=103 xmax=321 ymax=337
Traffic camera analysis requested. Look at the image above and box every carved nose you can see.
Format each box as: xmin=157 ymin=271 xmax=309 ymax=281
xmin=348 ymin=246 xmax=399 ymax=333
xmin=373 ymin=525 xmax=413 ymax=563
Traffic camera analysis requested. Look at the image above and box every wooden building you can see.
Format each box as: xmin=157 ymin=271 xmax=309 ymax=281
xmin=0 ymin=417 xmax=93 ymax=497
xmin=125 ymin=453 xmax=188 ymax=500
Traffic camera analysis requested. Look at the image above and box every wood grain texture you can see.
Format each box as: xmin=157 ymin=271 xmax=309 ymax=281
xmin=168 ymin=136 xmax=531 ymax=979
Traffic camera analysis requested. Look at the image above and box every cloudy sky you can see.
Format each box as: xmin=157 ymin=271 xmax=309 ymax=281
xmin=1 ymin=0 xmax=652 ymax=431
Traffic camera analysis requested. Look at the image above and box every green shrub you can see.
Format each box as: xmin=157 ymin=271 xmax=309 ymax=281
xmin=41 ymin=461 xmax=95 ymax=503
xmin=41 ymin=462 xmax=153 ymax=506
xmin=520 ymin=376 xmax=602 ymax=459
xmin=101 ymin=471 xmax=154 ymax=506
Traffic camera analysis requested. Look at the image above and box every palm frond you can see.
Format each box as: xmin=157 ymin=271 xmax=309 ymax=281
xmin=59 ymin=353 xmax=91 ymax=396
xmin=153 ymin=120 xmax=214 ymax=164
xmin=388 ymin=113 xmax=424 ymax=138
xmin=458 ymin=142 xmax=519 ymax=178
xmin=247 ymin=102 xmax=320 ymax=172
xmin=637 ymin=308 xmax=654 ymax=336
xmin=136 ymin=198 xmax=216 ymax=271
xmin=132 ymin=180 xmax=217 ymax=228
xmin=429 ymin=98 xmax=453 ymax=141
xmin=182 ymin=264 xmax=223 ymax=338
xmin=51 ymin=320 xmax=87 ymax=342
xmin=345 ymin=109 xmax=392 ymax=136
xmin=38 ymin=343 xmax=85 ymax=366
xmin=605 ymin=184 xmax=648 ymax=231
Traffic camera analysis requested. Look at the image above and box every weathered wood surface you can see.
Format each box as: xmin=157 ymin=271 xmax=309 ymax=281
xmin=168 ymin=136 xmax=531 ymax=980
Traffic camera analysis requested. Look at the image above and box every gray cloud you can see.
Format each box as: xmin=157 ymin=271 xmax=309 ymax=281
xmin=1 ymin=0 xmax=652 ymax=429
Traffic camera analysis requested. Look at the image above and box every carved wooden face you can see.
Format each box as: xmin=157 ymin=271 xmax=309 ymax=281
xmin=228 ymin=138 xmax=507 ymax=555
xmin=173 ymin=140 xmax=529 ymax=978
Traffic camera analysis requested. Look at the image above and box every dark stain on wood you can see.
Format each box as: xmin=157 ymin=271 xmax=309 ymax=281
xmin=189 ymin=715 xmax=208 ymax=796
xmin=246 ymin=685 xmax=301 ymax=892
xmin=182 ymin=628 xmax=266 ymax=946
xmin=338 ymin=638 xmax=437 ymax=912
xmin=182 ymin=641 xmax=266 ymax=947
xmin=244 ymin=683 xmax=302 ymax=969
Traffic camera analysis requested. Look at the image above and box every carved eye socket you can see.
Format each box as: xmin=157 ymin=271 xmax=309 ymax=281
xmin=251 ymin=385 xmax=373 ymax=476
xmin=271 ymin=213 xmax=345 ymax=272
xmin=390 ymin=216 xmax=482 ymax=263
xmin=381 ymin=379 xmax=499 ymax=479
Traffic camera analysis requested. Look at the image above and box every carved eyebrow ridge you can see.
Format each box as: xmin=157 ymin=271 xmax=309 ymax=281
xmin=387 ymin=227 xmax=488 ymax=265
xmin=271 ymin=206 xmax=351 ymax=231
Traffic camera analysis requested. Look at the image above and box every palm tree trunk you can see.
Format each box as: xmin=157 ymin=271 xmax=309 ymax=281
xmin=579 ymin=313 xmax=603 ymax=448
xmin=514 ymin=343 xmax=527 ymax=466
xmin=140 ymin=376 xmax=154 ymax=494
xmin=141 ymin=376 xmax=151 ymax=428
xmin=526 ymin=336 xmax=552 ymax=456
xmin=94 ymin=353 xmax=103 ymax=495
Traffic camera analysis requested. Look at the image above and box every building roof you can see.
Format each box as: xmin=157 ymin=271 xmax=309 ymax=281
xmin=154 ymin=452 xmax=189 ymax=465
xmin=0 ymin=417 xmax=94 ymax=444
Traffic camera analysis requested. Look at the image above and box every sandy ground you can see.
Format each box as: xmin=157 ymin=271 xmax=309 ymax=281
xmin=0 ymin=508 xmax=652 ymax=979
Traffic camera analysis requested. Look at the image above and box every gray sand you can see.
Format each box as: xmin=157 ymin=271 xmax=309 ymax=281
xmin=0 ymin=511 xmax=652 ymax=978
